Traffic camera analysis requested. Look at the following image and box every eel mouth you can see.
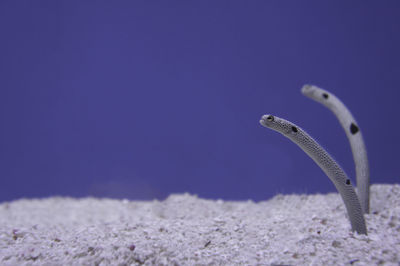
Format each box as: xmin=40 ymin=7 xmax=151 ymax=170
xmin=301 ymin=84 xmax=317 ymax=98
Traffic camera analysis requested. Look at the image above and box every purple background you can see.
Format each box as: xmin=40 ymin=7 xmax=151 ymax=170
xmin=1 ymin=1 xmax=399 ymax=202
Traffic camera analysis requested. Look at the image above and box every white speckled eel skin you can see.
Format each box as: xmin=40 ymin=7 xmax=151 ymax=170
xmin=260 ymin=114 xmax=367 ymax=235
xmin=301 ymin=85 xmax=370 ymax=214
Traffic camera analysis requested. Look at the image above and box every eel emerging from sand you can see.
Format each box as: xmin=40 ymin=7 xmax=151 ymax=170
xmin=260 ymin=114 xmax=367 ymax=235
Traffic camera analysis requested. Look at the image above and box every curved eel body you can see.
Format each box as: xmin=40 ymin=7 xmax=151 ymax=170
xmin=260 ymin=114 xmax=367 ymax=235
xmin=301 ymin=85 xmax=370 ymax=214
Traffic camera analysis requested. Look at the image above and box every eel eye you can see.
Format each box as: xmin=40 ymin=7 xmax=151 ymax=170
xmin=291 ymin=126 xmax=298 ymax=133
xmin=322 ymin=93 xmax=329 ymax=99
xmin=266 ymin=115 xmax=274 ymax=122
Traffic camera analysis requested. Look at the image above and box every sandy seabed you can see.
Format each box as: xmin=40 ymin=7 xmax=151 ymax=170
xmin=0 ymin=184 xmax=399 ymax=265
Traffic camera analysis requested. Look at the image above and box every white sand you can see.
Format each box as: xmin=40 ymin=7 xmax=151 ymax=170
xmin=0 ymin=184 xmax=399 ymax=265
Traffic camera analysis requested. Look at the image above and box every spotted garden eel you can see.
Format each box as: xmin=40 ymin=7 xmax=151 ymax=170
xmin=301 ymin=84 xmax=370 ymax=214
xmin=260 ymin=114 xmax=367 ymax=235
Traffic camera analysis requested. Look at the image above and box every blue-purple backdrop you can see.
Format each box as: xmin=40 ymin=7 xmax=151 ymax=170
xmin=1 ymin=1 xmax=399 ymax=202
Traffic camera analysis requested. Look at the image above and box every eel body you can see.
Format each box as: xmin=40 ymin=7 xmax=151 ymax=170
xmin=260 ymin=114 xmax=367 ymax=235
xmin=301 ymin=85 xmax=370 ymax=214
